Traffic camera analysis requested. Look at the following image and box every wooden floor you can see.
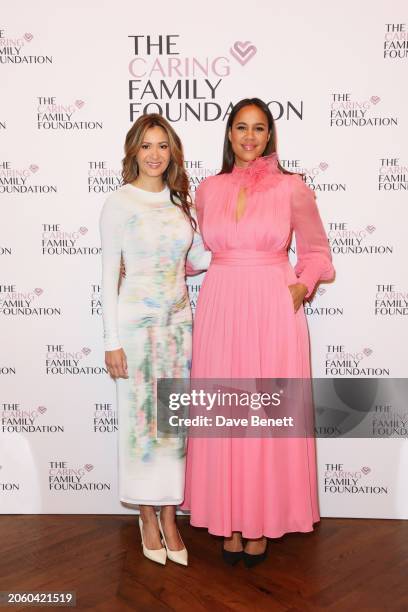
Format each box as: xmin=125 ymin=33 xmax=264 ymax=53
xmin=0 ymin=516 xmax=407 ymax=611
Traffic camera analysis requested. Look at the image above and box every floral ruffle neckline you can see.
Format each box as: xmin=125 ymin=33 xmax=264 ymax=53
xmin=231 ymin=152 xmax=283 ymax=192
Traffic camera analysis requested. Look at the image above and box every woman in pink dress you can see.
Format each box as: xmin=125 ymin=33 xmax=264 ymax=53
xmin=182 ymin=98 xmax=335 ymax=567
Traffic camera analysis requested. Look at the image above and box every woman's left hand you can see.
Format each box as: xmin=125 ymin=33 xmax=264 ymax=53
xmin=288 ymin=283 xmax=308 ymax=312
xmin=120 ymin=257 xmax=126 ymax=278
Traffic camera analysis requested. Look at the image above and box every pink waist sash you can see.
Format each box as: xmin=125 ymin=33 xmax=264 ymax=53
xmin=211 ymin=250 xmax=288 ymax=267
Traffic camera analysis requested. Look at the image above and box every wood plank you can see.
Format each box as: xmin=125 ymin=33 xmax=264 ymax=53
xmin=0 ymin=516 xmax=406 ymax=611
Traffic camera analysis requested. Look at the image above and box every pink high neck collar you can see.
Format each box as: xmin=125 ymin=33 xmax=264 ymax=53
xmin=231 ymin=153 xmax=282 ymax=192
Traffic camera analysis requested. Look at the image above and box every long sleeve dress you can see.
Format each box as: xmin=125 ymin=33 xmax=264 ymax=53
xmin=181 ymin=154 xmax=335 ymax=538
xmin=100 ymin=183 xmax=210 ymax=506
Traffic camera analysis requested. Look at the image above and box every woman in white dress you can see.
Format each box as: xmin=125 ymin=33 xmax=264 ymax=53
xmin=100 ymin=114 xmax=210 ymax=565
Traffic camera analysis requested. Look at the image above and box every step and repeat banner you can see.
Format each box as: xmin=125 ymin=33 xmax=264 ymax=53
xmin=1 ymin=1 xmax=407 ymax=516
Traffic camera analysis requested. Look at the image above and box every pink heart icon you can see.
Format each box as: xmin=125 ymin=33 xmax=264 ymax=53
xmin=230 ymin=41 xmax=257 ymax=66
xmin=79 ymin=227 xmax=88 ymax=235
xmin=75 ymin=100 xmax=85 ymax=109
xmin=363 ymin=348 xmax=373 ymax=357
xmin=24 ymin=33 xmax=34 ymax=42
xmin=361 ymin=466 xmax=371 ymax=475
xmin=29 ymin=164 xmax=39 ymax=173
xmin=370 ymin=96 xmax=381 ymax=105
xmin=84 ymin=464 xmax=94 ymax=472
xmin=319 ymin=162 xmax=329 ymax=171
xmin=37 ymin=406 xmax=47 ymax=414
xmin=34 ymin=288 xmax=43 ymax=296
xmin=366 ymin=225 xmax=376 ymax=234
xmin=82 ymin=347 xmax=91 ymax=356
xmin=317 ymin=287 xmax=326 ymax=296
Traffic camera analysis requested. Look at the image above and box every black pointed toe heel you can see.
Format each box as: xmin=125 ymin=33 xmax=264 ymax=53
xmin=222 ymin=547 xmax=244 ymax=566
xmin=243 ymin=546 xmax=268 ymax=568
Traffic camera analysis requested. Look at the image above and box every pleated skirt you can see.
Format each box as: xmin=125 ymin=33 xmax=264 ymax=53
xmin=181 ymin=261 xmax=320 ymax=538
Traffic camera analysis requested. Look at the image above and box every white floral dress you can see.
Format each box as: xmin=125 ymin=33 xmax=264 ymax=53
xmin=100 ymin=184 xmax=210 ymax=505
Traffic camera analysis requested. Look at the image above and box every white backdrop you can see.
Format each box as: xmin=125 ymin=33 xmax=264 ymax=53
xmin=1 ymin=1 xmax=407 ymax=517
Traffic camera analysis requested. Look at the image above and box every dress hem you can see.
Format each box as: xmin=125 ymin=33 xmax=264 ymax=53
xmin=120 ymin=496 xmax=184 ymax=506
xmin=187 ymin=517 xmax=321 ymax=540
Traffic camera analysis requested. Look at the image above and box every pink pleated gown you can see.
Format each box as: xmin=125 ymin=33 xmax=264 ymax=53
xmin=181 ymin=154 xmax=335 ymax=539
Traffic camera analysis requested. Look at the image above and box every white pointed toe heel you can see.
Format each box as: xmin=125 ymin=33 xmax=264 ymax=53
xmin=139 ymin=517 xmax=166 ymax=565
xmin=158 ymin=515 xmax=188 ymax=566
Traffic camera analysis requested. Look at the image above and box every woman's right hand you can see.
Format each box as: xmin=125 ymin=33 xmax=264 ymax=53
xmin=105 ymin=348 xmax=128 ymax=379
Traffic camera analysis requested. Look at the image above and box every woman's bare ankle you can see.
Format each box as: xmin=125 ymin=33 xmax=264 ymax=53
xmin=244 ymin=536 xmax=267 ymax=555
xmin=223 ymin=532 xmax=243 ymax=552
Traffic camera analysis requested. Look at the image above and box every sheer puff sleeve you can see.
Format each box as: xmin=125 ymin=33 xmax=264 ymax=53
xmin=185 ymin=181 xmax=212 ymax=276
xmin=290 ymin=174 xmax=335 ymax=299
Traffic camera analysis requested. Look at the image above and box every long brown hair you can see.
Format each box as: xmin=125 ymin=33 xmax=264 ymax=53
xmin=122 ymin=114 xmax=196 ymax=230
xmin=219 ymin=98 xmax=292 ymax=176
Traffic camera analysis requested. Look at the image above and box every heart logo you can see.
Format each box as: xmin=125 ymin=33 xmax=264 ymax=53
xmin=363 ymin=348 xmax=373 ymax=357
xmin=230 ymin=41 xmax=257 ymax=66
xmin=319 ymin=162 xmax=329 ymax=171
xmin=34 ymin=288 xmax=43 ymax=296
xmin=37 ymin=406 xmax=47 ymax=414
xmin=24 ymin=33 xmax=34 ymax=42
xmin=79 ymin=227 xmax=88 ymax=235
xmin=82 ymin=347 xmax=91 ymax=356
xmin=29 ymin=164 xmax=39 ymax=173
xmin=370 ymin=96 xmax=381 ymax=105
xmin=75 ymin=100 xmax=85 ymax=109
xmin=84 ymin=464 xmax=94 ymax=472
xmin=361 ymin=466 xmax=371 ymax=475
xmin=317 ymin=287 xmax=326 ymax=296
xmin=366 ymin=225 xmax=376 ymax=234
